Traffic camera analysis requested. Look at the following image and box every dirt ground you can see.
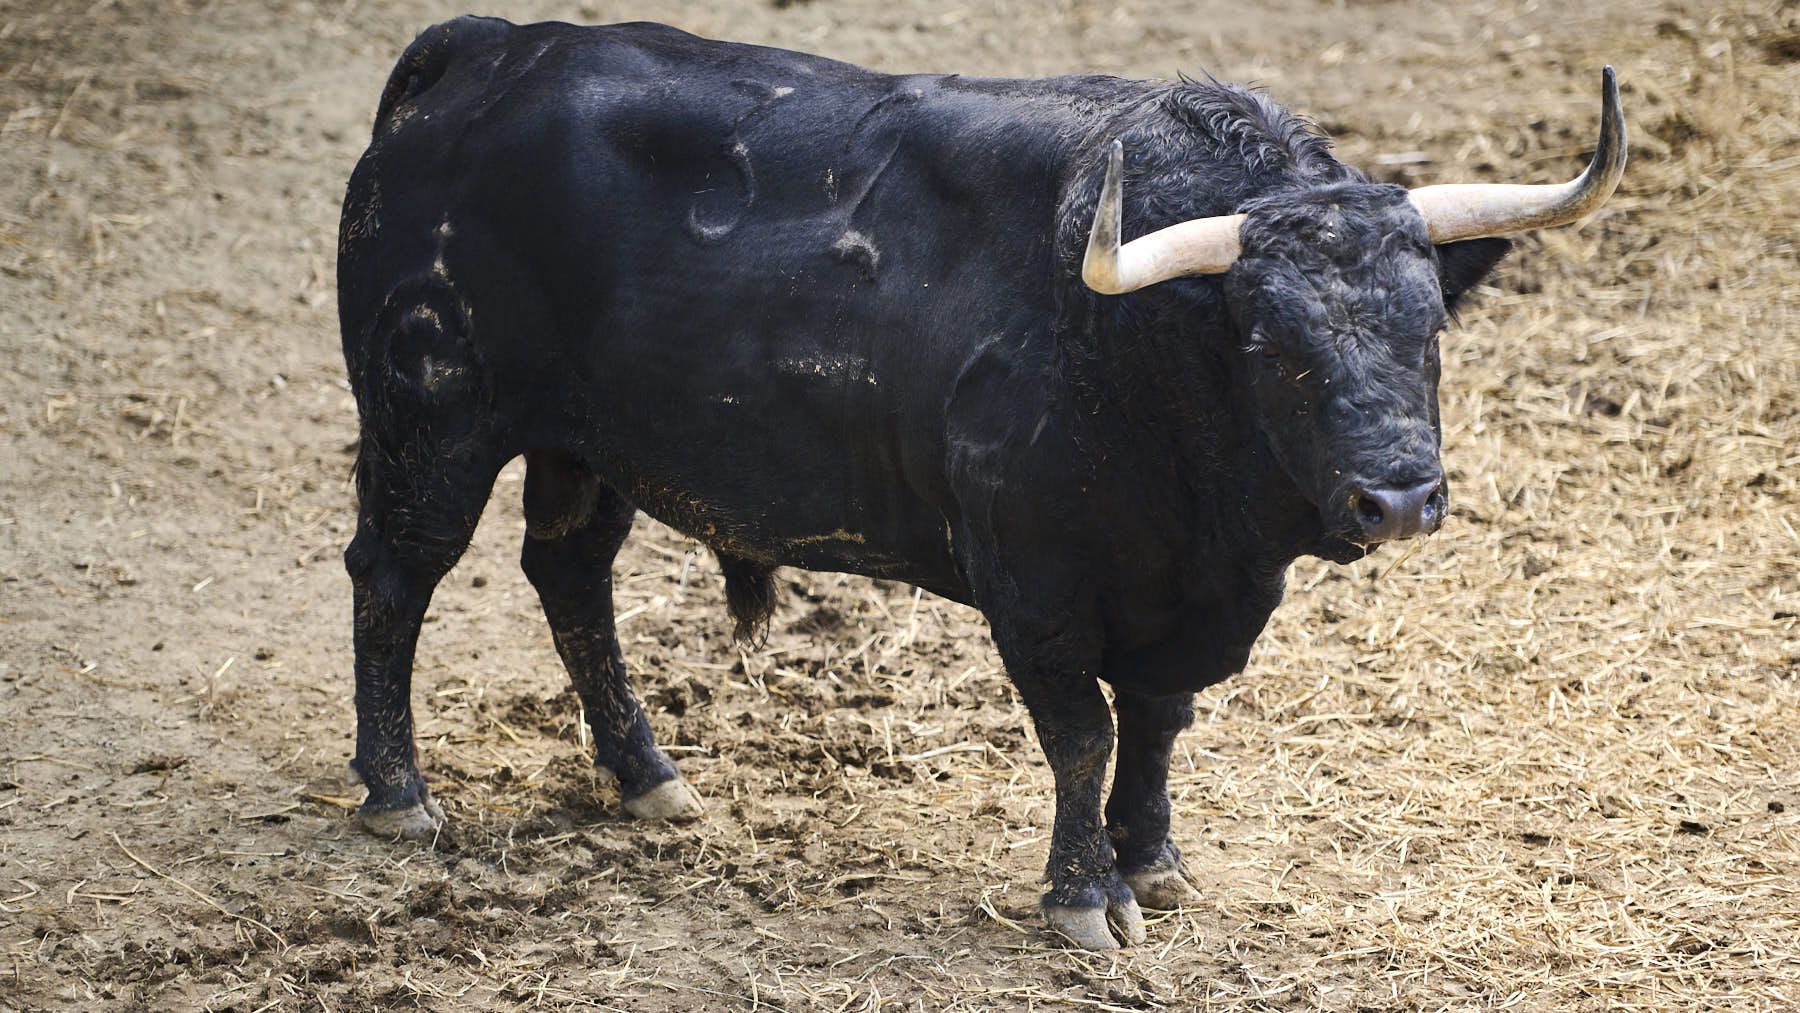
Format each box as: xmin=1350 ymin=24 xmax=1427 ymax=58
xmin=3 ymin=0 xmax=1798 ymax=1009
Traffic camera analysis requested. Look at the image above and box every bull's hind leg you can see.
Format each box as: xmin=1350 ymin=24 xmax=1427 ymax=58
xmin=344 ymin=298 xmax=503 ymax=840
xmin=519 ymin=449 xmax=702 ymax=821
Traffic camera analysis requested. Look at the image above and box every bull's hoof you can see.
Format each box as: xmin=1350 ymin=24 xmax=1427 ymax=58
xmin=357 ymin=793 xmax=445 ymax=841
xmin=1124 ymin=860 xmax=1201 ymax=910
xmin=622 ymin=776 xmax=704 ymax=822
xmin=1044 ymin=894 xmax=1146 ymax=950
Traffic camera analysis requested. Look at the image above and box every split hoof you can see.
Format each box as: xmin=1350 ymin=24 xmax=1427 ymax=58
xmin=1044 ymin=894 xmax=1146 ymax=950
xmin=1125 ymin=862 xmax=1202 ymax=910
xmin=357 ymin=793 xmax=445 ymax=842
xmin=622 ymin=776 xmax=704 ymax=822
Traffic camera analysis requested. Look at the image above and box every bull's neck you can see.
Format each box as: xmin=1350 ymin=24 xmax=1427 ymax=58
xmin=1058 ymin=300 xmax=1326 ymax=566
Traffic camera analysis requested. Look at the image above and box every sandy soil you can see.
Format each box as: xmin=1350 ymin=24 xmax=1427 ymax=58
xmin=3 ymin=0 xmax=1798 ymax=1009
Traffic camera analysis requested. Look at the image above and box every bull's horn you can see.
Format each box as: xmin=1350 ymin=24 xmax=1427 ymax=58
xmin=1409 ymin=66 xmax=1627 ymax=242
xmin=1081 ymin=139 xmax=1245 ymax=295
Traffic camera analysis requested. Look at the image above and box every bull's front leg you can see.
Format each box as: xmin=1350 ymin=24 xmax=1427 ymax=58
xmin=1107 ymin=690 xmax=1202 ymax=909
xmin=1004 ymin=660 xmax=1146 ymax=950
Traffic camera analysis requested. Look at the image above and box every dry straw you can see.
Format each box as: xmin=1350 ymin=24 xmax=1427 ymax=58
xmin=1 ymin=0 xmax=1796 ymax=1011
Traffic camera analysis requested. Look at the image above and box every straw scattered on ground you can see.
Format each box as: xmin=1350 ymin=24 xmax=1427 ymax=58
xmin=2 ymin=0 xmax=1796 ymax=1010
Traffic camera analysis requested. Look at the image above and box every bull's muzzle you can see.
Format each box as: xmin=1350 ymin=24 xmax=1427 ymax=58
xmin=1351 ymin=476 xmax=1446 ymax=543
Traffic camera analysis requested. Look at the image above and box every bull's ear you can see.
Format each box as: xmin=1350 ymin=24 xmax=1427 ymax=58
xmin=1435 ymin=237 xmax=1511 ymax=316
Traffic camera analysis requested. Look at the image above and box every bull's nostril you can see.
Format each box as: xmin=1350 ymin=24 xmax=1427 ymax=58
xmin=1355 ymin=497 xmax=1384 ymax=529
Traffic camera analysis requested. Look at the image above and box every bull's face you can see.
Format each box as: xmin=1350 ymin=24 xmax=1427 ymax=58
xmin=1078 ymin=69 xmax=1623 ymax=552
xmin=1223 ymin=185 xmax=1509 ymax=548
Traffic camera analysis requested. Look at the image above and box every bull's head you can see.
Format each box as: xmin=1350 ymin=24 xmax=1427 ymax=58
xmin=1082 ymin=68 xmax=1626 ymax=550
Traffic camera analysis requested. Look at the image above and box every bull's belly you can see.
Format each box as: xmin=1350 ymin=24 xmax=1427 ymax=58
xmin=577 ymin=422 xmax=971 ymax=604
xmin=631 ymin=481 xmax=971 ymax=604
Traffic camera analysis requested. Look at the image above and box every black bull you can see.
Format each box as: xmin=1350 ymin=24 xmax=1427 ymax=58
xmin=338 ymin=16 xmax=1624 ymax=949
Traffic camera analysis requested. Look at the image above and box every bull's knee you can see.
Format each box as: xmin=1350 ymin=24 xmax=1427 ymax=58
xmin=345 ymin=522 xmax=455 ymax=614
xmin=345 ymin=525 xmax=382 ymax=582
xmin=346 ymin=527 xmax=414 ymax=628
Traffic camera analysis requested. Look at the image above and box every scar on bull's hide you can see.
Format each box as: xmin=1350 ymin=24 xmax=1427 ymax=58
xmin=831 ymin=229 xmax=880 ymax=280
xmin=684 ymin=138 xmax=755 ymax=244
xmin=827 ymin=90 xmax=916 ymax=223
xmin=843 ymin=87 xmax=923 ymax=155
xmin=685 ymin=80 xmax=794 ymax=245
